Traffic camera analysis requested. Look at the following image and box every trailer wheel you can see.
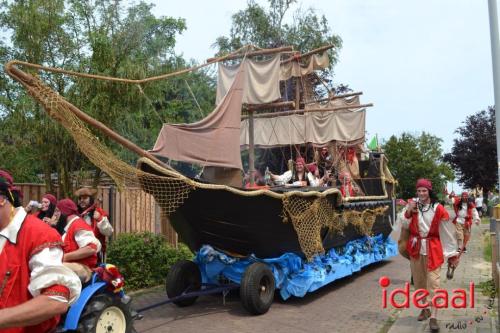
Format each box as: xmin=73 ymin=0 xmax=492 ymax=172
xmin=166 ymin=260 xmax=201 ymax=307
xmin=77 ymin=294 xmax=133 ymax=333
xmin=240 ymin=262 xmax=275 ymax=315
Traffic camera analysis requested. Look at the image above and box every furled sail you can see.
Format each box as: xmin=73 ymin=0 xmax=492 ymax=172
xmin=304 ymin=95 xmax=360 ymax=110
xmin=215 ymin=52 xmax=330 ymax=105
xmin=279 ymin=52 xmax=330 ymax=80
xmin=240 ymin=96 xmax=365 ymax=148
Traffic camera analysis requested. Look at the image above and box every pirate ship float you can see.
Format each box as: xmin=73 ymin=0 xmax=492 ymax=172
xmin=6 ymin=44 xmax=397 ymax=313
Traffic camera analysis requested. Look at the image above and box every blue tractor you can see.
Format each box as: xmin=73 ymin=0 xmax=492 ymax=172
xmin=57 ymin=266 xmax=136 ymax=333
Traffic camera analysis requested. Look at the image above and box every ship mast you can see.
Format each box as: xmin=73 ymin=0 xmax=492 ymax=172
xmin=210 ymin=44 xmax=340 ymax=186
xmin=248 ymin=110 xmax=256 ymax=185
xmin=245 ymin=45 xmax=335 ymax=185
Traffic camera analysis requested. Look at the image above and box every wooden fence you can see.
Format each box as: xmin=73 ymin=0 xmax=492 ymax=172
xmin=15 ymin=183 xmax=178 ymax=247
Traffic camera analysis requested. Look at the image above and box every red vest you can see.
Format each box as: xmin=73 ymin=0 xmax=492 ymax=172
xmin=0 ymin=214 xmax=64 ymax=333
xmin=452 ymin=198 xmax=474 ymax=227
xmin=406 ymin=203 xmax=449 ymax=271
xmin=63 ymin=217 xmax=98 ymax=269
xmin=340 ymin=183 xmax=355 ymax=197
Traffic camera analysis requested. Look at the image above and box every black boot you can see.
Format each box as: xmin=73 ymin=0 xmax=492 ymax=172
xmin=429 ymin=318 xmax=439 ymax=332
xmin=446 ymin=265 xmax=456 ymax=280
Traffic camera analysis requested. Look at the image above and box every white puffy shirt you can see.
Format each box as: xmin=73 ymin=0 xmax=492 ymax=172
xmin=401 ymin=203 xmax=458 ymax=258
xmin=274 ymin=170 xmax=319 ymax=186
xmin=455 ymin=203 xmax=480 ymax=225
xmin=0 ymin=209 xmax=81 ymax=304
xmin=83 ymin=214 xmax=114 ymax=237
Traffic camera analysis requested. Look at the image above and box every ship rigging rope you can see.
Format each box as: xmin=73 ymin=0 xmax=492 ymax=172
xmin=314 ymin=71 xmax=334 ymax=98
xmin=6 ymin=45 xmax=257 ymax=85
xmin=135 ymin=84 xmax=165 ymax=124
xmin=184 ymin=79 xmax=204 ymax=117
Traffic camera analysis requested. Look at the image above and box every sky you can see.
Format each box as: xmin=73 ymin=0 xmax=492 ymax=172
xmin=148 ymin=0 xmax=497 ymax=191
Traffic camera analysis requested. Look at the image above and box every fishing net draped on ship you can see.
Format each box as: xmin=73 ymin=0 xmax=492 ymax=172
xmin=5 ymin=44 xmax=396 ymax=260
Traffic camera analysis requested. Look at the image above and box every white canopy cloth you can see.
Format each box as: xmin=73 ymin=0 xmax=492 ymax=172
xmin=216 ymin=54 xmax=281 ymax=105
xmin=240 ymin=109 xmax=366 ymax=148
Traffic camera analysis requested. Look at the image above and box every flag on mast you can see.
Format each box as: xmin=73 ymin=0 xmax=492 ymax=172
xmin=367 ymin=135 xmax=378 ymax=151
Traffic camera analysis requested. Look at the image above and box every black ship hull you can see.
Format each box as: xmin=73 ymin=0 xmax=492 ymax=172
xmin=170 ymin=186 xmax=393 ymax=258
xmin=139 ymin=159 xmax=394 ymax=258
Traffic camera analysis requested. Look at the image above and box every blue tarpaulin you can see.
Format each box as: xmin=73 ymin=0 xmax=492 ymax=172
xmin=194 ymin=234 xmax=397 ymax=300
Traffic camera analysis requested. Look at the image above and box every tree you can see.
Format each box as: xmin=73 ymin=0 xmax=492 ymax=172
xmin=443 ymin=107 xmax=497 ymax=198
xmin=383 ymin=132 xmax=454 ymax=199
xmin=215 ymin=0 xmax=341 ymax=59
xmin=0 ymin=0 xmax=75 ymax=187
xmin=0 ymin=1 xmax=215 ymax=194
xmin=213 ymin=0 xmax=347 ymax=94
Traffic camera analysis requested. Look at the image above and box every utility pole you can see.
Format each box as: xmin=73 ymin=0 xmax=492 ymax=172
xmin=488 ymin=2 xmax=500 ymax=315
xmin=489 ymin=0 xmax=500 ymax=190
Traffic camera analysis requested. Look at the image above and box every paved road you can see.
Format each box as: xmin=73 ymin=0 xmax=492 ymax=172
xmin=133 ymin=233 xmax=411 ymax=333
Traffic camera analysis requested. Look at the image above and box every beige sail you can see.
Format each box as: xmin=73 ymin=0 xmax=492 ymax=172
xmin=151 ymin=60 xmax=246 ymax=169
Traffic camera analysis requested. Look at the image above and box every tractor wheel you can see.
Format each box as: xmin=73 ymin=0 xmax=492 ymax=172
xmin=240 ymin=262 xmax=275 ymax=315
xmin=166 ymin=260 xmax=202 ymax=307
xmin=76 ymin=294 xmax=133 ymax=333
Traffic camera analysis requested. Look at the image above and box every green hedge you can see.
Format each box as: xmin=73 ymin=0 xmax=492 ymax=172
xmin=107 ymin=232 xmax=194 ymax=291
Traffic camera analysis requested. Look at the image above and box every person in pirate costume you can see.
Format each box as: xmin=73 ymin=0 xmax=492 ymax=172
xmin=269 ymin=157 xmax=319 ymax=186
xmin=401 ymin=178 xmax=460 ymax=333
xmin=35 ymin=194 xmax=59 ymax=227
xmin=34 ymin=194 xmax=68 ymax=236
xmin=56 ymin=198 xmax=101 ymax=283
xmin=0 ymin=170 xmax=80 ymax=333
xmin=338 ymin=171 xmax=364 ymax=197
xmin=448 ymin=191 xmax=480 ymax=253
xmin=316 ymin=146 xmax=333 ymax=178
xmin=75 ymin=187 xmax=113 ymax=262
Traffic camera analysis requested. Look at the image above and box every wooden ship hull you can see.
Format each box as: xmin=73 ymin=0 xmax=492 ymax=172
xmin=171 ymin=191 xmax=393 ymax=258
xmin=139 ymin=158 xmax=396 ymax=259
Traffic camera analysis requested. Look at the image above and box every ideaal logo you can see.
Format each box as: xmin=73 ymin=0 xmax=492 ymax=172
xmin=379 ymin=276 xmax=475 ymax=309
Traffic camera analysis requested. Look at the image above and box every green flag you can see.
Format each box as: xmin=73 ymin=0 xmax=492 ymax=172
xmin=367 ymin=135 xmax=378 ymax=150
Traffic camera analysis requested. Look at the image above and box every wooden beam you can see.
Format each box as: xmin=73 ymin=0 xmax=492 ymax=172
xmin=281 ymin=44 xmax=334 ymax=64
xmin=244 ymin=101 xmax=295 ymax=111
xmin=295 ymin=77 xmax=300 ymax=110
xmin=207 ymin=46 xmax=294 ymax=62
xmin=248 ymin=110 xmax=256 ymax=186
xmin=304 ymin=91 xmax=363 ymax=105
xmin=5 ymin=46 xmax=292 ymax=87
xmin=241 ymin=103 xmax=373 ymax=120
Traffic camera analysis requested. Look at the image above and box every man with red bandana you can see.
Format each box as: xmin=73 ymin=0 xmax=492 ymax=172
xmin=269 ymin=157 xmax=319 ymax=186
xmin=448 ymin=191 xmax=480 ymax=253
xmin=0 ymin=170 xmax=80 ymax=333
xmin=401 ymin=178 xmax=459 ymax=333
xmin=56 ymin=199 xmax=101 ymax=283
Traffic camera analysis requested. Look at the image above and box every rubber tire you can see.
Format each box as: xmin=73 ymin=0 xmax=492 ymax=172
xmin=166 ymin=260 xmax=202 ymax=307
xmin=76 ymin=294 xmax=133 ymax=333
xmin=240 ymin=262 xmax=275 ymax=315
